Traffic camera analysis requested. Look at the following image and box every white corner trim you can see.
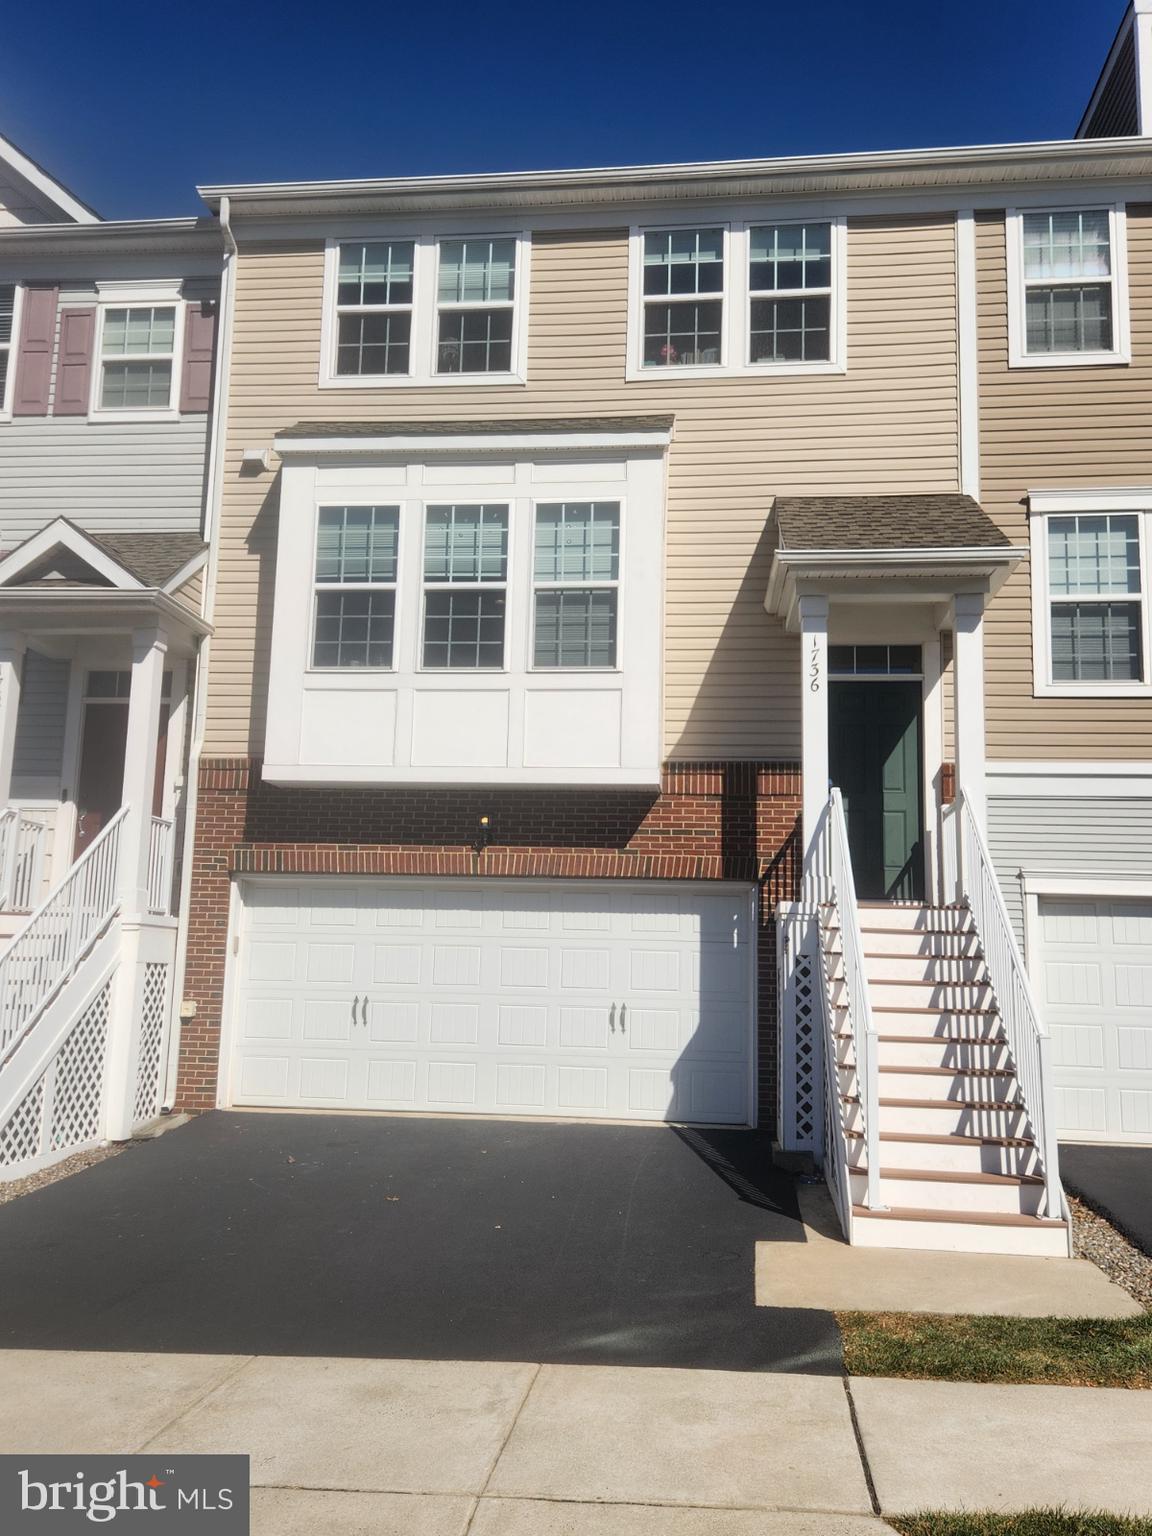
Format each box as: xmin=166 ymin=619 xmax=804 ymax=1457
xmin=955 ymin=210 xmax=979 ymax=498
xmin=0 ymin=518 xmax=145 ymax=590
xmin=987 ymin=761 xmax=1152 ymax=798
xmin=273 ymin=429 xmax=673 ymax=457
xmin=1005 ymin=202 xmax=1131 ymax=369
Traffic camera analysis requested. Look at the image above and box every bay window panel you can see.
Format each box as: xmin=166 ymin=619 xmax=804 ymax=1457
xmin=423 ymin=590 xmax=506 ymax=669
xmin=313 ymin=590 xmax=396 ymax=669
xmin=316 ymin=507 xmax=399 ymax=583
xmin=424 ymin=505 xmax=508 ymax=582
xmin=534 ymin=589 xmax=617 ymax=668
xmin=534 ymin=503 xmax=620 ymax=582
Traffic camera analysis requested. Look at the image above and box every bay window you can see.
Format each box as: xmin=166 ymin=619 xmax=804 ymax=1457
xmin=533 ymin=502 xmax=620 ymax=668
xmin=312 ymin=505 xmax=399 ymax=668
xmin=422 ymin=504 xmax=508 ymax=668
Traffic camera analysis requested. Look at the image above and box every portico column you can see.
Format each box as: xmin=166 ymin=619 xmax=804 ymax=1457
xmin=0 ymin=632 xmax=26 ymax=809
xmin=952 ymin=591 xmax=987 ymax=828
xmin=798 ymin=594 xmax=830 ymax=886
xmin=118 ymin=625 xmax=168 ymax=914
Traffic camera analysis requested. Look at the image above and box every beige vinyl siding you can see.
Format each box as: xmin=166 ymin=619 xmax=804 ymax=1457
xmin=170 ymin=567 xmax=203 ymax=616
xmin=977 ymin=204 xmax=1152 ymax=759
xmin=206 ymin=214 xmax=960 ymax=759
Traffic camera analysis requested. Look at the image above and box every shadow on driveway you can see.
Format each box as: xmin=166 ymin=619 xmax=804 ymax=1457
xmin=0 ymin=1113 xmax=840 ymax=1373
xmin=1060 ymin=1141 xmax=1152 ymax=1255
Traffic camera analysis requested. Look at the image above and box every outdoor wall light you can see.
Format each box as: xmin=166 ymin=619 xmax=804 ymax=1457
xmin=476 ymin=814 xmax=492 ymax=853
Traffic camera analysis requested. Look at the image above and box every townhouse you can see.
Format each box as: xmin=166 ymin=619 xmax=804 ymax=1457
xmin=1 ymin=6 xmax=1150 ymax=1258
xmin=0 ymin=135 xmax=221 ymax=1170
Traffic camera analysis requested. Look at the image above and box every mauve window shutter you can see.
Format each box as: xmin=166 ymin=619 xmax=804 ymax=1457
xmin=54 ymin=307 xmax=97 ymax=416
xmin=11 ymin=284 xmax=58 ymax=415
xmin=179 ymin=298 xmax=217 ymax=412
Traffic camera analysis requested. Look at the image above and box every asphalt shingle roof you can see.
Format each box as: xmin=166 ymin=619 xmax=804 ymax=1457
xmin=774 ymin=494 xmax=1012 ymax=552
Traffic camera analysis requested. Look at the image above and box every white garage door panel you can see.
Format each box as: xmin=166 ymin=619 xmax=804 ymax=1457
xmin=1038 ymin=897 xmax=1152 ymax=1142
xmin=231 ymin=880 xmax=754 ymax=1124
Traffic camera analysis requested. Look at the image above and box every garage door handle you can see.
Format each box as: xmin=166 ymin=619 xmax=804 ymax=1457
xmin=351 ymin=994 xmax=361 ymax=1027
xmin=609 ymin=1003 xmax=616 ymax=1033
xmin=619 ymin=1004 xmax=627 ymax=1035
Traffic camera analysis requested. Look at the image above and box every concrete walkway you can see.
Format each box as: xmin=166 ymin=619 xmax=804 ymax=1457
xmin=3 ymin=1349 xmax=1152 ymax=1531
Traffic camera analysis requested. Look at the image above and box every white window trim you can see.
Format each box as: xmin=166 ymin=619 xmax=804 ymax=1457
xmin=1029 ymin=499 xmax=1152 ymax=698
xmin=626 ymin=217 xmax=846 ymax=381
xmin=529 ymin=498 xmax=625 ymax=674
xmin=418 ymin=501 xmax=512 ymax=673
xmin=1006 ymin=203 xmax=1131 ymax=369
xmin=319 ymin=233 xmax=530 ymax=389
xmin=88 ymin=288 xmax=185 ymax=424
xmin=308 ymin=503 xmax=402 ymax=674
xmin=0 ymin=280 xmax=24 ymax=423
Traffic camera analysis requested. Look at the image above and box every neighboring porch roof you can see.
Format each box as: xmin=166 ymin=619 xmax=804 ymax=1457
xmin=765 ymin=494 xmax=1026 ymax=625
xmin=0 ymin=519 xmax=206 ymax=593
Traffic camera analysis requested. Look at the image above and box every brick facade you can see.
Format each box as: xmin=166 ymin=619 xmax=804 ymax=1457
xmin=178 ymin=758 xmax=802 ymax=1126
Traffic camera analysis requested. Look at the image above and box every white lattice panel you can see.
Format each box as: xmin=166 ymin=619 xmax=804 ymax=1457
xmin=0 ymin=1078 xmax=45 ymax=1167
xmin=133 ymin=962 xmax=169 ymax=1127
xmin=777 ymin=908 xmax=823 ymax=1155
xmin=49 ymin=986 xmax=110 ymax=1151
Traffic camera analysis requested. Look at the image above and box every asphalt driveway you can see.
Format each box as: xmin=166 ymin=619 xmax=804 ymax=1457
xmin=0 ymin=1112 xmax=840 ymax=1373
xmin=1061 ymin=1141 xmax=1152 ymax=1254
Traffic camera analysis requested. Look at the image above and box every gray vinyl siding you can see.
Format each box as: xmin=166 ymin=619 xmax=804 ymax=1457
xmin=987 ymin=795 xmax=1152 ymax=944
xmin=11 ymin=649 xmax=69 ymax=798
xmin=0 ymin=416 xmax=210 ymax=544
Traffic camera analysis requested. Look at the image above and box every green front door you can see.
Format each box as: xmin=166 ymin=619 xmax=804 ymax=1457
xmin=828 ymin=680 xmax=924 ymax=901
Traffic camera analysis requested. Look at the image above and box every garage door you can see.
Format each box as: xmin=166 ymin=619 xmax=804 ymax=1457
xmin=1035 ymin=897 xmax=1152 ymax=1142
xmin=227 ymin=880 xmax=755 ymax=1125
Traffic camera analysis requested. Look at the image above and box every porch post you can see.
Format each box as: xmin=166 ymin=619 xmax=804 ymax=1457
xmin=0 ymin=632 xmax=26 ymax=808
xmin=952 ymin=590 xmax=987 ymax=827
xmin=119 ymin=625 xmax=168 ymax=915
xmin=798 ymin=593 xmax=829 ymax=883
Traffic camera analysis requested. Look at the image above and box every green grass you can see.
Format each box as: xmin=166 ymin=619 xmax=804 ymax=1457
xmin=888 ymin=1515 xmax=1152 ymax=1535
xmin=838 ymin=1310 xmax=1152 ymax=1388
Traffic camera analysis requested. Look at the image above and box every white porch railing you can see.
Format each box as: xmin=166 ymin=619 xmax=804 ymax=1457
xmin=953 ymin=785 xmax=1064 ymax=1220
xmin=0 ymin=809 xmax=50 ymax=913
xmin=148 ymin=816 xmax=175 ymax=915
xmin=0 ymin=805 xmax=128 ymax=1064
xmin=809 ymin=788 xmax=882 ymax=1216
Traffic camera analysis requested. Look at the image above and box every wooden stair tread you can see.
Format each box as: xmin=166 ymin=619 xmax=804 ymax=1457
xmin=864 ymin=1005 xmax=1000 ymax=1016
xmin=877 ymin=1033 xmax=1008 ymax=1045
xmin=878 ymin=1096 xmax=1021 ymax=1110
xmin=852 ymin=1167 xmax=1044 ymax=1186
xmin=880 ymin=1065 xmax=1015 ymax=1077
xmin=852 ymin=1204 xmax=1065 ymax=1229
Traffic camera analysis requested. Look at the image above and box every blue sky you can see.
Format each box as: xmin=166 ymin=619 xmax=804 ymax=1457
xmin=4 ymin=0 xmax=1128 ymax=220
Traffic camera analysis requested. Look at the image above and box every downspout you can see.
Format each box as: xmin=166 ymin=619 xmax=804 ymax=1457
xmin=162 ymin=196 xmax=237 ymax=1111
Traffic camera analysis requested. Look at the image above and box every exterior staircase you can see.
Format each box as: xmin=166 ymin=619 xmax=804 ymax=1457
xmin=831 ymin=901 xmax=1070 ymax=1256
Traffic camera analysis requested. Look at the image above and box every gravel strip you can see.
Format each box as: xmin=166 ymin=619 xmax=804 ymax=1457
xmin=1071 ymin=1193 xmax=1152 ymax=1310
xmin=0 ymin=1143 xmax=123 ymax=1206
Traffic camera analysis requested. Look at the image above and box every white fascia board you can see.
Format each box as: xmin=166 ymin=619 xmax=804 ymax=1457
xmin=273 ymin=430 xmax=673 ymax=457
xmin=197 ymin=135 xmax=1152 ymax=210
xmin=0 ymin=587 xmax=212 ymax=637
xmin=261 ymin=764 xmax=662 ymax=789
xmin=0 ymin=133 xmax=99 ymax=224
xmin=1029 ymin=486 xmax=1152 ymax=513
xmin=774 ymin=546 xmax=1027 ymax=567
xmin=161 ymin=549 xmax=209 ymax=595
xmin=0 ymin=519 xmax=145 ymax=590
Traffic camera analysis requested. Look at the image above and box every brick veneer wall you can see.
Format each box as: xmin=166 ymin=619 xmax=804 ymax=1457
xmin=178 ymin=758 xmax=802 ymax=1127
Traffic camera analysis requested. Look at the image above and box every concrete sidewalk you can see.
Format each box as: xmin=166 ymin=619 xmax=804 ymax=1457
xmin=3 ymin=1350 xmax=1152 ymax=1530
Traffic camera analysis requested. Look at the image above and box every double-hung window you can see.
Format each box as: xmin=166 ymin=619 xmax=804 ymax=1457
xmin=422 ymin=504 xmax=508 ymax=668
xmin=334 ymin=242 xmax=414 ymax=377
xmin=435 ymin=239 xmax=517 ymax=375
xmin=97 ymin=306 xmax=178 ymax=410
xmin=1045 ymin=513 xmax=1144 ymax=685
xmin=312 ymin=506 xmax=399 ymax=668
xmin=1009 ymin=207 xmax=1129 ymax=366
xmin=0 ymin=284 xmax=16 ymax=413
xmin=533 ymin=502 xmax=620 ymax=668
xmin=641 ymin=229 xmax=724 ymax=368
xmin=748 ymin=223 xmax=832 ymax=364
